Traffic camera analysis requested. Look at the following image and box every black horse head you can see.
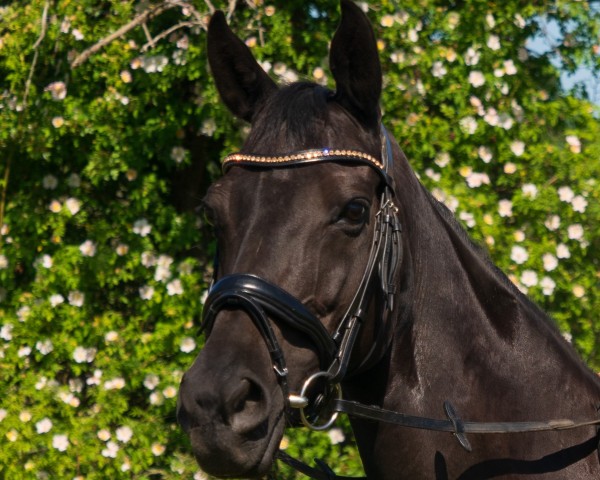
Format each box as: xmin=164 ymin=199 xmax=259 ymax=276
xmin=178 ymin=2 xmax=600 ymax=478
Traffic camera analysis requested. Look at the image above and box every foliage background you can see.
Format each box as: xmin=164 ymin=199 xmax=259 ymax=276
xmin=0 ymin=0 xmax=599 ymax=478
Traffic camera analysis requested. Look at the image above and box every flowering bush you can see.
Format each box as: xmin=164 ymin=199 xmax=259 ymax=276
xmin=0 ymin=1 xmax=598 ymax=478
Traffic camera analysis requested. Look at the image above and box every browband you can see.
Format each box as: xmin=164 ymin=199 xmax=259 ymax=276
xmin=222 ymin=125 xmax=396 ymax=192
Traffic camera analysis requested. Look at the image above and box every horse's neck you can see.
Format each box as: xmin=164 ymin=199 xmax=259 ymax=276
xmin=384 ymin=180 xmax=600 ymax=415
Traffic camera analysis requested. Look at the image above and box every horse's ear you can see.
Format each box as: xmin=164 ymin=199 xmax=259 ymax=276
xmin=207 ymin=11 xmax=277 ymax=122
xmin=330 ymin=0 xmax=382 ymax=130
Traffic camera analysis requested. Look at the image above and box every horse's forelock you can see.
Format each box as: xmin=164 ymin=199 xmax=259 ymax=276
xmin=243 ymin=82 xmax=379 ymax=156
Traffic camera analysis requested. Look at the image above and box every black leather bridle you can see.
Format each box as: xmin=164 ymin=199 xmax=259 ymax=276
xmin=202 ymin=125 xmax=402 ymax=429
xmin=201 ymin=125 xmax=600 ymax=479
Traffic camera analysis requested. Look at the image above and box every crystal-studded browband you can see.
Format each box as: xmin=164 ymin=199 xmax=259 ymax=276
xmin=223 ymin=148 xmax=382 ymax=170
xmin=222 ymin=148 xmax=395 ymax=190
xmin=221 ymin=125 xmax=397 ymax=192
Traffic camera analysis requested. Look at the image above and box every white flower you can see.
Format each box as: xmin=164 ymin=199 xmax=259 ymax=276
xmin=565 ymin=135 xmax=581 ymax=153
xmin=540 ymin=276 xmax=556 ymax=296
xmin=151 ymin=443 xmax=166 ymax=456
xmin=459 ymin=211 xmax=475 ymax=228
xmin=139 ymin=285 xmax=155 ymax=300
xmin=572 ymin=285 xmax=585 ymax=298
xmin=68 ymin=291 xmax=84 ymax=307
xmin=102 ymin=441 xmax=119 ymax=458
xmin=571 ymin=195 xmax=587 ymax=213
xmin=380 ymin=14 xmax=394 ymax=27
xmin=201 ymin=118 xmax=217 ymax=136
xmin=0 ymin=408 xmax=7 ymax=422
xmin=79 ymin=240 xmax=96 ymax=257
xmin=510 ymin=141 xmax=525 ymax=156
xmin=545 ymin=215 xmax=560 ymax=231
xmin=149 ymin=391 xmax=164 ymax=405
xmin=104 ymin=377 xmax=126 ymax=390
xmin=86 ymin=369 xmax=103 ymax=386
xmin=116 ymin=426 xmax=133 ymax=443
xmin=73 ymin=346 xmax=96 ymax=364
xmin=483 ymin=108 xmax=499 ymax=126
xmin=141 ymin=55 xmax=168 ymax=73
xmin=36 ymin=417 xmax=53 ymax=434
xmin=144 ymin=374 xmax=160 ymax=390
xmin=71 ymin=28 xmax=84 ymax=41
xmin=0 ymin=323 xmax=13 ymax=341
xmin=498 ymin=199 xmax=513 ymax=217
xmin=328 ymin=427 xmax=346 ymax=445
xmin=105 ymin=331 xmax=119 ymax=342
xmin=180 ymin=337 xmax=196 ymax=353
xmin=0 ymin=254 xmax=7 ymax=270
xmin=97 ymin=429 xmax=111 ymax=441
xmin=45 ymin=81 xmax=67 ymax=101
xmin=36 ymin=339 xmax=54 ymax=355
xmin=52 ymin=434 xmax=69 ymax=451
xmin=49 ymin=294 xmax=64 ymax=307
xmin=49 ymin=200 xmax=62 ymax=213
xmin=487 ymin=35 xmax=501 ymax=50
xmin=167 ymin=279 xmax=184 ymax=296
xmin=468 ymin=71 xmax=485 ymax=88
xmin=510 ymin=245 xmax=528 ymax=264
xmin=498 ymin=113 xmax=514 ymax=129
xmin=40 ymin=254 xmax=53 ymax=268
xmin=407 ymin=29 xmax=418 ymax=42
xmin=116 ymin=244 xmax=129 ymax=256
xmin=163 ymin=385 xmax=177 ymax=398
xmin=170 ymin=146 xmax=187 ymax=164
xmin=520 ymin=270 xmax=538 ymax=287
xmin=435 ymin=152 xmax=450 ymax=168
xmin=522 ymin=183 xmax=538 ymax=198
xmin=477 ymin=146 xmax=493 ymax=163
xmin=19 ymin=411 xmax=32 ymax=422
xmin=431 ymin=61 xmax=447 ymax=78
xmin=558 ymin=186 xmax=574 ymax=203
xmin=18 ymin=346 xmax=32 ymax=357
xmin=464 ymin=47 xmax=480 ymax=66
xmin=459 ymin=116 xmax=478 ymax=134
xmin=513 ymin=230 xmax=525 ymax=242
xmin=504 ymin=59 xmax=517 ymax=75
xmin=514 ymin=13 xmax=526 ymax=29
xmin=65 ymin=198 xmax=81 ymax=215
xmin=133 ymin=219 xmax=152 ymax=237
xmin=542 ymin=253 xmax=558 ymax=271
xmin=141 ymin=251 xmax=156 ymax=267
xmin=567 ymin=224 xmax=584 ymax=241
xmin=466 ymin=172 xmax=490 ymax=188
xmin=556 ymin=243 xmax=570 ymax=259
xmin=42 ymin=174 xmax=58 ymax=189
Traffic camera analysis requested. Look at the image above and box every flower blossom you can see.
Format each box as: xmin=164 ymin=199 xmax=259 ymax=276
xmin=45 ymin=81 xmax=67 ymax=101
xmin=133 ymin=219 xmax=152 ymax=237
xmin=79 ymin=240 xmax=96 ymax=257
xmin=468 ymin=71 xmax=485 ymax=88
xmin=73 ymin=346 xmax=96 ymax=363
xmin=52 ymin=434 xmax=69 ymax=451
xmin=35 ymin=418 xmax=53 ymax=434
xmin=498 ymin=199 xmax=513 ymax=217
xmin=510 ymin=245 xmax=528 ymax=264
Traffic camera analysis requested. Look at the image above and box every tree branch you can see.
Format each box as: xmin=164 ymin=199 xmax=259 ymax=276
xmin=70 ymin=2 xmax=177 ymax=68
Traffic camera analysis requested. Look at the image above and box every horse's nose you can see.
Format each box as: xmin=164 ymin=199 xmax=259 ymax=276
xmin=177 ymin=367 xmax=271 ymax=435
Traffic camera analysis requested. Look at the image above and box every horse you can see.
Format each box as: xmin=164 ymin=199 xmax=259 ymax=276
xmin=177 ymin=1 xmax=600 ymax=478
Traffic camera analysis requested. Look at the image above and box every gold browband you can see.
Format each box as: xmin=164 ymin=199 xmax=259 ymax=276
xmin=222 ymin=148 xmax=384 ymax=172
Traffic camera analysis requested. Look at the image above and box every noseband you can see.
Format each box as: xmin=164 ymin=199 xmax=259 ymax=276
xmin=202 ymin=125 xmax=402 ymax=428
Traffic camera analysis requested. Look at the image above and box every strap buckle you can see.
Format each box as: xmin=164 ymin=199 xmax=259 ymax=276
xmin=289 ymin=371 xmax=342 ymax=431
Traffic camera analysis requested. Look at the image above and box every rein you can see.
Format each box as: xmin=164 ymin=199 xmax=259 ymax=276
xmin=202 ymin=124 xmax=600 ymax=479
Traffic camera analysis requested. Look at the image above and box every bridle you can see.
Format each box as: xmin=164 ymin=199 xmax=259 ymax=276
xmin=200 ymin=125 xmax=600 ymax=479
xmin=202 ymin=124 xmax=402 ymax=429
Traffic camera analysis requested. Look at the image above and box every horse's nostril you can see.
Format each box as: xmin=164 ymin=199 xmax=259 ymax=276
xmin=224 ymin=378 xmax=267 ymax=433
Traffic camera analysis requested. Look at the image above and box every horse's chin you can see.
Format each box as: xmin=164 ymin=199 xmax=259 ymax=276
xmin=188 ymin=413 xmax=285 ymax=478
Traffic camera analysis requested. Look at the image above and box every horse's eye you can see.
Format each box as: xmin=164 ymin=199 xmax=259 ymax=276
xmin=340 ymin=200 xmax=369 ymax=225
